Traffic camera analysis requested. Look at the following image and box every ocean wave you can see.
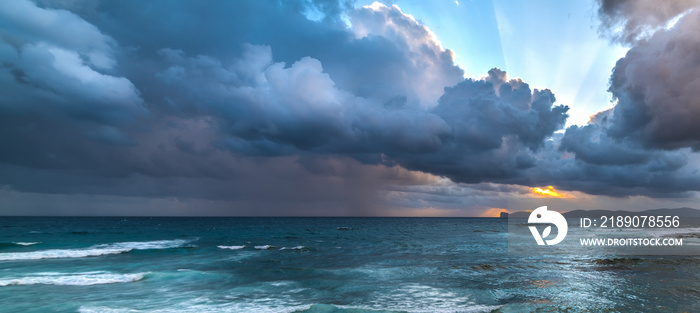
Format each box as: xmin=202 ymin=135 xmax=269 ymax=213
xmin=14 ymin=242 xmax=40 ymax=246
xmin=254 ymin=245 xmax=276 ymax=250
xmin=280 ymin=246 xmax=305 ymax=250
xmin=78 ymin=302 xmax=499 ymax=313
xmin=0 ymin=239 xmax=193 ymax=261
xmin=0 ymin=271 xmax=147 ymax=286
xmin=78 ymin=304 xmax=312 ymax=313
xmin=217 ymin=245 xmax=245 ymax=250
xmin=302 ymin=303 xmax=502 ymax=313
xmin=0 ymin=242 xmax=41 ymax=249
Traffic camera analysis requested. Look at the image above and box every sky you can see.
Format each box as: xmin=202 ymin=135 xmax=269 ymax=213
xmin=358 ymin=0 xmax=629 ymax=126
xmin=1 ymin=0 xmax=700 ymax=216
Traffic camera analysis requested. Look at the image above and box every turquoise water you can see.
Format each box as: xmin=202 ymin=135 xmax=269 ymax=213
xmin=0 ymin=217 xmax=698 ymax=312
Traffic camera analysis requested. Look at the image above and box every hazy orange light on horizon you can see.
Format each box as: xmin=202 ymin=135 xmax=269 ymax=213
xmin=479 ymin=207 xmax=507 ymax=217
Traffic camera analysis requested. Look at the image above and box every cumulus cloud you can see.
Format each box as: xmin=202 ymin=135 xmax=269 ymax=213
xmin=153 ymin=44 xmax=453 ymax=158
xmin=3 ymin=0 xmax=700 ymax=215
xmin=0 ymin=0 xmax=115 ymax=68
xmin=557 ymin=121 xmax=698 ymax=196
xmin=349 ymin=3 xmax=464 ymax=106
xmin=397 ymin=69 xmax=568 ymax=184
xmin=541 ymin=0 xmax=700 ymax=197
xmin=0 ymin=0 xmax=144 ymax=125
xmin=605 ymin=10 xmax=700 ymax=150
xmin=150 ymin=42 xmax=568 ymax=185
xmin=596 ymin=0 xmax=699 ymax=43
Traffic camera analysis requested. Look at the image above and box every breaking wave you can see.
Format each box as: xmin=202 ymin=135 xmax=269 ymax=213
xmin=0 ymin=271 xmax=148 ymax=286
xmin=0 ymin=239 xmax=193 ymax=261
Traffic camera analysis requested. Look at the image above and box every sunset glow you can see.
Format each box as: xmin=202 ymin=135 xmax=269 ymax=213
xmin=532 ymin=186 xmax=564 ymax=198
xmin=479 ymin=207 xmax=508 ymax=217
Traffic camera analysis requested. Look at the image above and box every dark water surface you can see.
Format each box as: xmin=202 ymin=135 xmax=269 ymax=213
xmin=0 ymin=217 xmax=698 ymax=312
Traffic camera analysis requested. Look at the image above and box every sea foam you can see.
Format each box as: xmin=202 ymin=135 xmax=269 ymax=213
xmin=280 ymin=246 xmax=305 ymax=250
xmin=13 ymin=242 xmax=40 ymax=246
xmin=0 ymin=239 xmax=192 ymax=261
xmin=217 ymin=245 xmax=245 ymax=250
xmin=254 ymin=245 xmax=276 ymax=250
xmin=0 ymin=271 xmax=147 ymax=286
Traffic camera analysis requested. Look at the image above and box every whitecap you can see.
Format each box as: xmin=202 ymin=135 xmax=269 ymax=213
xmin=280 ymin=246 xmax=305 ymax=250
xmin=0 ymin=239 xmax=193 ymax=261
xmin=254 ymin=245 xmax=276 ymax=250
xmin=13 ymin=242 xmax=40 ymax=246
xmin=79 ymin=303 xmax=313 ymax=313
xmin=217 ymin=245 xmax=245 ymax=250
xmin=0 ymin=271 xmax=148 ymax=286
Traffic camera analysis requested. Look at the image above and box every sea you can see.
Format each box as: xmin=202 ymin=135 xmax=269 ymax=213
xmin=0 ymin=217 xmax=698 ymax=312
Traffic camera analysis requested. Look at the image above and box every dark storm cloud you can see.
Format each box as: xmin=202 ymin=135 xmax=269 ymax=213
xmin=150 ymin=43 xmax=568 ymax=182
xmin=540 ymin=0 xmax=700 ymax=197
xmin=556 ymin=121 xmax=698 ymax=197
xmin=3 ymin=0 xmax=700 ymax=216
xmin=0 ymin=0 xmax=145 ymax=125
xmin=394 ymin=69 xmax=569 ymax=184
xmin=605 ymin=10 xmax=700 ymax=150
xmin=596 ymin=0 xmax=700 ymax=44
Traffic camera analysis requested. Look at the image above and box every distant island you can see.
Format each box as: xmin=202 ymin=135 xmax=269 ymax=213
xmin=507 ymin=207 xmax=700 ymax=218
